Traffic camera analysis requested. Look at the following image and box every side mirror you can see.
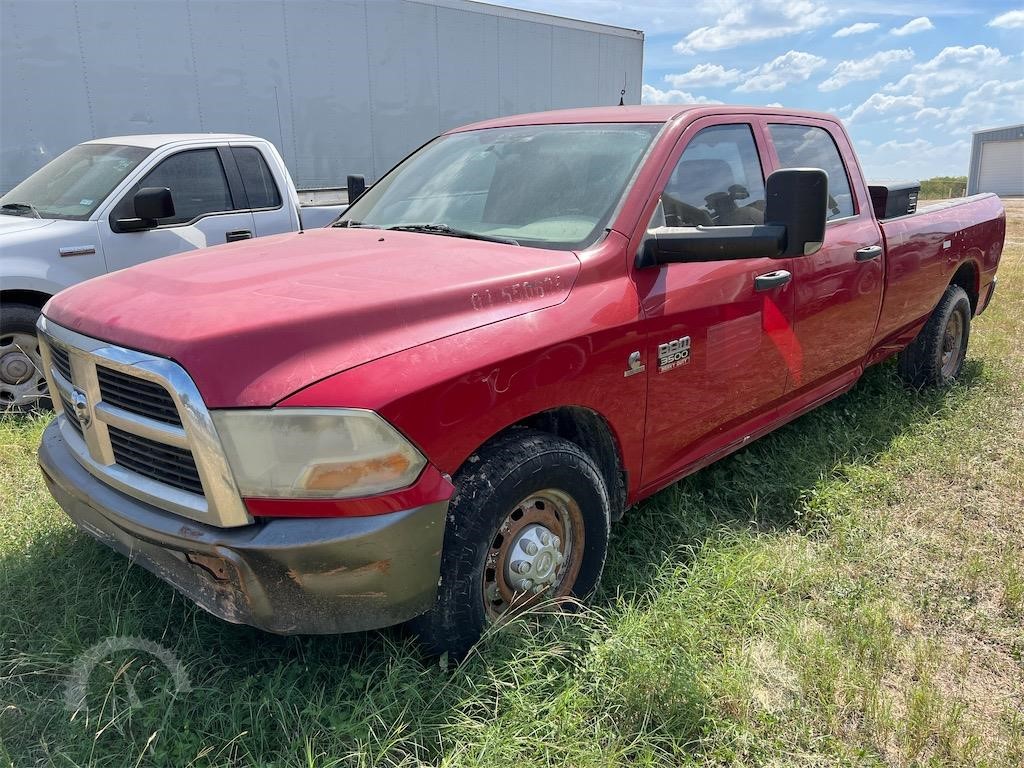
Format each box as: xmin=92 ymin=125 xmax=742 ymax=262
xmin=115 ymin=187 xmax=175 ymax=232
xmin=346 ymin=174 xmax=366 ymax=204
xmin=636 ymin=167 xmax=829 ymax=267
xmin=765 ymin=168 xmax=828 ymax=257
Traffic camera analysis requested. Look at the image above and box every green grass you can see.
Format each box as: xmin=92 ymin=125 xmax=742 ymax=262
xmin=2 ymin=202 xmax=1022 ymax=767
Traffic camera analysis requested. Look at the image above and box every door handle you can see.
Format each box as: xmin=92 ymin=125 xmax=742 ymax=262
xmin=855 ymin=245 xmax=882 ymax=262
xmin=226 ymin=230 xmax=253 ymax=243
xmin=754 ymin=269 xmax=792 ymax=291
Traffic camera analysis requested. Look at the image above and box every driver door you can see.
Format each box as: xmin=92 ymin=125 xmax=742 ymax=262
xmin=98 ymin=147 xmax=255 ymax=273
xmin=632 ymin=120 xmax=797 ymax=490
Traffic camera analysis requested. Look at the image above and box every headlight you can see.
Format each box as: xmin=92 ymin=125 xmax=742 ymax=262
xmin=212 ymin=409 xmax=426 ymax=499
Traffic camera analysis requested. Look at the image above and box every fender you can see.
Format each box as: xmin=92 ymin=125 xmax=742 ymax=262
xmin=278 ymin=233 xmax=649 ymax=502
xmin=1 ymin=275 xmax=65 ymax=303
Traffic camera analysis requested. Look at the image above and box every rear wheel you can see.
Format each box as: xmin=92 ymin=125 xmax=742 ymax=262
xmin=897 ymin=284 xmax=971 ymax=389
xmin=410 ymin=430 xmax=610 ymax=657
xmin=0 ymin=303 xmax=50 ymax=413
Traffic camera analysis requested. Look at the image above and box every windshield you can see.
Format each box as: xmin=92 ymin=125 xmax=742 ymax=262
xmin=0 ymin=143 xmax=151 ymax=220
xmin=338 ymin=123 xmax=661 ymax=250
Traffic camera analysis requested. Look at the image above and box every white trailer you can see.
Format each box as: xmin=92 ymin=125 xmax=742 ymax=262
xmin=0 ymin=0 xmax=644 ymax=194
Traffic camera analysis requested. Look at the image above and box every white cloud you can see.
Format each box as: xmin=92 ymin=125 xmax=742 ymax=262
xmin=833 ymin=22 xmax=880 ymax=37
xmin=938 ymin=78 xmax=1024 ymax=132
xmin=664 ymin=63 xmax=743 ymax=89
xmin=641 ymin=84 xmax=723 ymax=105
xmin=884 ymin=45 xmax=1009 ymax=97
xmin=765 ymin=102 xmax=784 ymax=108
xmin=987 ymin=9 xmax=1024 ymax=28
xmin=673 ymin=0 xmax=829 ymax=54
xmin=847 ymin=92 xmax=925 ymax=122
xmin=818 ymin=49 xmax=914 ymax=92
xmin=890 ymin=16 xmax=934 ymax=35
xmin=733 ymin=50 xmax=827 ymax=93
xmin=855 ymin=137 xmax=971 ymax=180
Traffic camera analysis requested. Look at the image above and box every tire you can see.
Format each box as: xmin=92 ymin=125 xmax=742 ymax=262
xmin=409 ymin=429 xmax=610 ymax=657
xmin=0 ymin=303 xmax=50 ymax=413
xmin=897 ymin=284 xmax=971 ymax=389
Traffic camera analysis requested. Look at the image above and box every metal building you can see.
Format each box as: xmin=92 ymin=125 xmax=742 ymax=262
xmin=967 ymin=124 xmax=1024 ymax=197
xmin=0 ymin=0 xmax=644 ymax=193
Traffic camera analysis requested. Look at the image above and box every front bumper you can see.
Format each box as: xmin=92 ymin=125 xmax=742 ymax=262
xmin=38 ymin=422 xmax=447 ymax=634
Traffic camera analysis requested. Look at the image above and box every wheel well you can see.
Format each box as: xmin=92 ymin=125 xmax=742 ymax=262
xmin=483 ymin=407 xmax=628 ymax=522
xmin=1 ymin=289 xmax=51 ymax=311
xmin=950 ymin=261 xmax=979 ymax=314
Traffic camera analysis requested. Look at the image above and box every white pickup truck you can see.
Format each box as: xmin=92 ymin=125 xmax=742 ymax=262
xmin=0 ymin=133 xmax=348 ymax=410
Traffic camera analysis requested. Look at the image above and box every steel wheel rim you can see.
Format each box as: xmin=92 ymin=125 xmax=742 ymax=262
xmin=0 ymin=332 xmax=47 ymax=410
xmin=482 ymin=488 xmax=585 ymax=620
xmin=940 ymin=310 xmax=964 ymax=377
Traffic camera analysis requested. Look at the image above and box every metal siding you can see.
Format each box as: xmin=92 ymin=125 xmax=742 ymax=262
xmin=551 ymin=27 xmax=602 ymax=108
xmin=282 ymin=1 xmax=374 ymax=187
xmin=977 ymin=140 xmax=1024 ymax=196
xmin=0 ymin=0 xmax=644 ymax=193
xmin=436 ymin=7 xmax=501 ymax=130
xmin=0 ymin=1 xmax=93 ymax=189
xmin=968 ymin=124 xmax=1024 ymax=195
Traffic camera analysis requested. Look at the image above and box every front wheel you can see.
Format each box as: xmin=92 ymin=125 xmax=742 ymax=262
xmin=0 ymin=303 xmax=50 ymax=413
xmin=409 ymin=430 xmax=610 ymax=657
xmin=897 ymin=284 xmax=972 ymax=389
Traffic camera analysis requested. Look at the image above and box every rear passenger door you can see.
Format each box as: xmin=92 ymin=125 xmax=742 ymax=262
xmin=764 ymin=119 xmax=884 ymax=392
xmin=230 ymin=145 xmax=294 ymax=237
xmin=100 ymin=147 xmax=256 ymax=273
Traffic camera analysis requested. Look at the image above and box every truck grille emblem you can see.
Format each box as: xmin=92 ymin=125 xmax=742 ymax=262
xmin=71 ymin=388 xmax=92 ymax=428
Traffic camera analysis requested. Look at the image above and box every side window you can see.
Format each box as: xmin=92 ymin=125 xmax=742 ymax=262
xmin=653 ymin=124 xmax=766 ymax=229
xmin=769 ymin=124 xmax=854 ymax=220
xmin=113 ymin=148 xmax=233 ymax=226
xmin=234 ymin=147 xmax=282 ymax=209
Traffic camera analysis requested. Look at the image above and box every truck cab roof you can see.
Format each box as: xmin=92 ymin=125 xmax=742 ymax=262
xmin=450 ymin=105 xmax=841 ymax=132
xmin=81 ymin=133 xmax=263 ymax=149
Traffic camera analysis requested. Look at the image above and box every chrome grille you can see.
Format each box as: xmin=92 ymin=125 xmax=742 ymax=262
xmin=107 ymin=426 xmax=203 ymax=495
xmin=57 ymin=390 xmax=84 ymax=438
xmin=50 ymin=344 xmax=73 ymax=383
xmin=37 ymin=318 xmax=251 ymax=527
xmin=97 ymin=366 xmax=181 ymax=426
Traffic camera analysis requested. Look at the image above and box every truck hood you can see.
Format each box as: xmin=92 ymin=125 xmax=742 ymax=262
xmin=44 ymin=228 xmax=579 ymax=407
xmin=0 ymin=215 xmax=58 ymax=237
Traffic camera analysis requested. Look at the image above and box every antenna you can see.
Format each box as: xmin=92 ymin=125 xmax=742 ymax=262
xmin=619 ymin=73 xmax=626 ymax=106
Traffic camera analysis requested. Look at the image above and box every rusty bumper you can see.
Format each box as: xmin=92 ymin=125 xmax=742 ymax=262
xmin=38 ymin=422 xmax=446 ymax=634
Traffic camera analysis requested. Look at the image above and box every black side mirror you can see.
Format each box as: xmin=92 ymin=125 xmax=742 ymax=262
xmin=636 ymin=167 xmax=829 ymax=267
xmin=115 ymin=187 xmax=175 ymax=232
xmin=346 ymin=174 xmax=366 ymax=204
xmin=764 ymin=168 xmax=828 ymax=257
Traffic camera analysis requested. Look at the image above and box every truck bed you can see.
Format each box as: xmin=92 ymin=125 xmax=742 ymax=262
xmin=875 ymin=193 xmax=1006 ymax=343
xmin=296 ymin=187 xmax=349 ymax=228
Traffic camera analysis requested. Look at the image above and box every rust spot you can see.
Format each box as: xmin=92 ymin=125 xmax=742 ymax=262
xmin=353 ymin=559 xmax=391 ymax=576
xmin=321 ymin=559 xmax=391 ymax=577
xmin=187 ymin=552 xmax=229 ymax=581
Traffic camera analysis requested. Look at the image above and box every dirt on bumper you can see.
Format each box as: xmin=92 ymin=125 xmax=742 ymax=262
xmin=38 ymin=422 xmax=446 ymax=634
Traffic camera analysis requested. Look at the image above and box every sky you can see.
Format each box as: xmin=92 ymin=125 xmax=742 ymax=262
xmin=502 ymin=0 xmax=1024 ymax=180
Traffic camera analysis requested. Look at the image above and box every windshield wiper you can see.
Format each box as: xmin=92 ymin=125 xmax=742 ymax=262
xmin=386 ymin=223 xmax=519 ymax=246
xmin=332 ymin=220 xmax=381 ymax=229
xmin=1 ymin=202 xmax=42 ymax=218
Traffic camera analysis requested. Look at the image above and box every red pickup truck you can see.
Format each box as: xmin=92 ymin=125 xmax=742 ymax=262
xmin=37 ymin=106 xmax=1005 ymax=654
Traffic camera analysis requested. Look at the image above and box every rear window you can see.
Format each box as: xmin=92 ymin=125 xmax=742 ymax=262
xmin=234 ymin=147 xmax=281 ymax=209
xmin=769 ymin=124 xmax=855 ymax=220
